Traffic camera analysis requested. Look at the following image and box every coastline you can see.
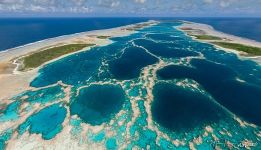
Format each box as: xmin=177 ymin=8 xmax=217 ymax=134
xmin=0 ymin=20 xmax=158 ymax=100
xmin=178 ymin=21 xmax=261 ymax=64
xmin=0 ymin=21 xmax=153 ymax=63
xmin=1 ymin=20 xmax=260 ymax=100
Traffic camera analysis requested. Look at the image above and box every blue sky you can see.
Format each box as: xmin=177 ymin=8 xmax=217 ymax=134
xmin=0 ymin=0 xmax=260 ymax=17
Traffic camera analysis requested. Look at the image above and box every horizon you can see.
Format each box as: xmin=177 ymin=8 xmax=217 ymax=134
xmin=1 ymin=1 xmax=261 ymax=149
xmin=1 ymin=16 xmax=261 ymax=18
xmin=0 ymin=0 xmax=261 ymax=18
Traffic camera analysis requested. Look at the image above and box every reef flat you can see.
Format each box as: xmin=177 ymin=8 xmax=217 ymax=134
xmin=0 ymin=21 xmax=261 ymax=149
xmin=179 ymin=21 xmax=261 ymax=63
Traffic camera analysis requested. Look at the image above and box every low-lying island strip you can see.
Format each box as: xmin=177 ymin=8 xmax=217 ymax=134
xmin=20 ymin=44 xmax=95 ymax=71
xmin=210 ymin=42 xmax=261 ymax=56
xmin=0 ymin=20 xmax=158 ymax=100
xmin=179 ymin=21 xmax=261 ymax=60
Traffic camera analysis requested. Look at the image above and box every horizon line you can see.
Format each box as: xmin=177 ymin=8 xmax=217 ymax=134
xmin=1 ymin=16 xmax=261 ymax=18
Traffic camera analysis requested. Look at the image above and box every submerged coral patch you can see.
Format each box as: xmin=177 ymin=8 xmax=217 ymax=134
xmin=26 ymin=85 xmax=65 ymax=104
xmin=18 ymin=103 xmax=67 ymax=140
xmin=0 ymin=101 xmax=21 ymax=122
xmin=0 ymin=129 xmax=13 ymax=150
xmin=70 ymin=84 xmax=125 ymax=125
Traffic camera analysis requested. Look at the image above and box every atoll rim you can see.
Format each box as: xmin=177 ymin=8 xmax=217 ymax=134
xmin=1 ymin=21 xmax=261 ymax=149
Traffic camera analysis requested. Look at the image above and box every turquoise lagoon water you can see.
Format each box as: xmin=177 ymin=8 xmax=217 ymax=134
xmin=18 ymin=103 xmax=67 ymax=140
xmin=1 ymin=21 xmax=261 ymax=149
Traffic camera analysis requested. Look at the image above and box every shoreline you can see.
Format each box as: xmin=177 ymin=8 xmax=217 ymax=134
xmin=2 ymin=20 xmax=260 ymax=100
xmin=0 ymin=20 xmax=158 ymax=100
xmin=0 ymin=21 xmax=155 ymax=63
xmin=178 ymin=21 xmax=261 ymax=64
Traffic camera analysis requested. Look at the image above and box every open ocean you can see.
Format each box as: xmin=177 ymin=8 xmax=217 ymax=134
xmin=1 ymin=21 xmax=261 ymax=149
xmin=0 ymin=18 xmax=149 ymax=51
xmin=0 ymin=17 xmax=261 ymax=51
xmin=184 ymin=17 xmax=261 ymax=42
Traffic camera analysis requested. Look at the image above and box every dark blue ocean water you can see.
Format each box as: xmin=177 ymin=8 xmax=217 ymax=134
xmin=1 ymin=18 xmax=261 ymax=52
xmin=184 ymin=18 xmax=261 ymax=42
xmin=1 ymin=20 xmax=261 ymax=149
xmin=0 ymin=18 xmax=149 ymax=51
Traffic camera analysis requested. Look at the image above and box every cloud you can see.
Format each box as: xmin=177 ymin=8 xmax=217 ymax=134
xmin=134 ymin=0 xmax=146 ymax=4
xmin=98 ymin=0 xmax=121 ymax=8
xmin=0 ymin=0 xmax=24 ymax=4
xmin=220 ymin=1 xmax=231 ymax=8
xmin=111 ymin=1 xmax=120 ymax=7
xmin=0 ymin=0 xmax=260 ymax=17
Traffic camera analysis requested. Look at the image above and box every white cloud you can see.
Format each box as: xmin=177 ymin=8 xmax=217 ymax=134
xmin=219 ymin=0 xmax=240 ymax=8
xmin=134 ymin=0 xmax=146 ymax=4
xmin=98 ymin=0 xmax=121 ymax=8
xmin=0 ymin=0 xmax=260 ymax=16
xmin=111 ymin=1 xmax=120 ymax=7
xmin=220 ymin=1 xmax=230 ymax=8
xmin=0 ymin=0 xmax=24 ymax=4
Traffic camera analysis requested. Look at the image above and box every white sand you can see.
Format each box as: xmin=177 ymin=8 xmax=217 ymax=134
xmin=179 ymin=21 xmax=261 ymax=64
xmin=180 ymin=21 xmax=261 ymax=47
xmin=0 ymin=23 xmax=146 ymax=63
xmin=0 ymin=21 xmax=158 ymax=100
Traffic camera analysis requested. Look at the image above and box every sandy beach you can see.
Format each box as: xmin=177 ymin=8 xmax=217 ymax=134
xmin=179 ymin=21 xmax=261 ymax=64
xmin=1 ymin=20 xmax=260 ymax=100
xmin=0 ymin=20 xmax=157 ymax=100
xmin=1 ymin=19 xmax=261 ymax=150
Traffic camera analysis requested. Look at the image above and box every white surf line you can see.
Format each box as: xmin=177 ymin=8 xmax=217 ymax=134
xmin=13 ymin=43 xmax=100 ymax=74
xmin=0 ymin=20 xmax=158 ymax=71
xmin=12 ymin=59 xmax=21 ymax=75
xmin=1 ymin=21 xmax=152 ymax=54
xmin=14 ymin=22 xmax=158 ymax=74
xmin=131 ymin=39 xmax=161 ymax=60
xmin=0 ymin=21 xmax=158 ymax=101
xmin=139 ymin=60 xmax=187 ymax=146
xmin=180 ymin=20 xmax=261 ymax=45
xmin=177 ymin=21 xmax=261 ymax=65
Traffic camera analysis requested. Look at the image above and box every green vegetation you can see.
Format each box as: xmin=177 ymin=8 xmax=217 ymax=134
xmin=194 ymin=35 xmax=222 ymax=40
xmin=97 ymin=36 xmax=110 ymax=39
xmin=22 ymin=44 xmax=95 ymax=70
xmin=212 ymin=42 xmax=261 ymax=56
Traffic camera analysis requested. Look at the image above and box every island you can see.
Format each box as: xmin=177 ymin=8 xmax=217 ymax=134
xmin=0 ymin=21 xmax=260 ymax=150
xmin=20 ymin=44 xmax=95 ymax=71
xmin=179 ymin=21 xmax=261 ymax=62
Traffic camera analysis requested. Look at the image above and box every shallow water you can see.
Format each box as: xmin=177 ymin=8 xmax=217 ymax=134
xmin=1 ymin=21 xmax=261 ymax=149
xmin=18 ymin=103 xmax=67 ymax=140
